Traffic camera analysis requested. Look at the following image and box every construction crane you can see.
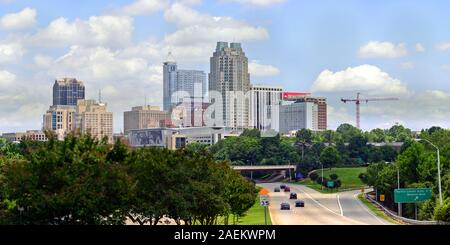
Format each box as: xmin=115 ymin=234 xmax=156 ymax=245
xmin=341 ymin=92 xmax=399 ymax=129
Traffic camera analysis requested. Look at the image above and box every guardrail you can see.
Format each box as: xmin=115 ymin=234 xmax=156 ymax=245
xmin=364 ymin=193 xmax=449 ymax=225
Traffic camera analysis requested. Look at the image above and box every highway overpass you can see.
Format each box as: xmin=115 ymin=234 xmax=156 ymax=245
xmin=232 ymin=165 xmax=296 ymax=172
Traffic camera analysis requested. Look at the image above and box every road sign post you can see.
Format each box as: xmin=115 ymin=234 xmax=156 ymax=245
xmin=264 ymin=206 xmax=267 ymax=225
xmin=327 ymin=181 xmax=334 ymax=188
xmin=259 ymin=189 xmax=270 ymax=225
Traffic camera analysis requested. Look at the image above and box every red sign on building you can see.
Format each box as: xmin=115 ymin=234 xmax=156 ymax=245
xmin=282 ymin=92 xmax=311 ymax=100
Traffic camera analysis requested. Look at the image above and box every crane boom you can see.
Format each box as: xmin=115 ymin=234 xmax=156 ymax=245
xmin=341 ymin=92 xmax=399 ymax=129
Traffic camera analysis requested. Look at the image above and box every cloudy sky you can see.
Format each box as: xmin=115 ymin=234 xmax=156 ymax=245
xmin=0 ymin=0 xmax=449 ymax=133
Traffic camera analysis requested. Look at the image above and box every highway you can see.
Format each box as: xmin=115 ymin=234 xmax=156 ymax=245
xmin=259 ymin=183 xmax=393 ymax=225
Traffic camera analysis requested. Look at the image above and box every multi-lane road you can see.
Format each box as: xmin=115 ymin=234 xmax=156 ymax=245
xmin=259 ymin=183 xmax=392 ymax=225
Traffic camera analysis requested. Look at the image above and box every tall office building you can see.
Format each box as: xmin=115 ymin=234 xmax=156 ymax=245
xmin=249 ymin=84 xmax=283 ymax=132
xmin=124 ymin=105 xmax=170 ymax=134
xmin=280 ymin=101 xmax=319 ymax=133
xmin=53 ymin=78 xmax=85 ymax=106
xmin=283 ymin=94 xmax=327 ymax=131
xmin=209 ymin=42 xmax=251 ymax=129
xmin=163 ymin=53 xmax=206 ymax=112
xmin=76 ymin=100 xmax=113 ymax=143
xmin=280 ymin=94 xmax=328 ymax=133
xmin=43 ymin=105 xmax=76 ymax=139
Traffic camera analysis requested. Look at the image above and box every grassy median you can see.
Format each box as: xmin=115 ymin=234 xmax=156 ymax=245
xmin=294 ymin=167 xmax=367 ymax=193
xmin=236 ymin=196 xmax=272 ymax=225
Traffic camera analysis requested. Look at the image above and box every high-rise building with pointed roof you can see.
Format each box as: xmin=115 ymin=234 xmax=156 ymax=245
xmin=209 ymin=42 xmax=250 ymax=129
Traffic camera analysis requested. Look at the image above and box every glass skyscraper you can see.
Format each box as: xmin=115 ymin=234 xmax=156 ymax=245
xmin=52 ymin=78 xmax=85 ymax=106
xmin=209 ymin=42 xmax=250 ymax=129
xmin=163 ymin=54 xmax=206 ymax=112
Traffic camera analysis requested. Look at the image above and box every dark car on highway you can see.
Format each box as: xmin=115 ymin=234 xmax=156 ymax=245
xmin=284 ymin=186 xmax=291 ymax=192
xmin=280 ymin=184 xmax=286 ymax=189
xmin=280 ymin=202 xmax=290 ymax=210
xmin=295 ymin=200 xmax=305 ymax=207
xmin=289 ymin=192 xmax=297 ymax=199
xmin=274 ymin=187 xmax=281 ymax=192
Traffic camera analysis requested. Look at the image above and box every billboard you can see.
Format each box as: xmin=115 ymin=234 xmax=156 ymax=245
xmin=129 ymin=129 xmax=165 ymax=147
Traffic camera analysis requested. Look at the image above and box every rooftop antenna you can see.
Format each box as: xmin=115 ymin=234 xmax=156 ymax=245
xmin=98 ymin=89 xmax=102 ymax=104
xmin=144 ymin=95 xmax=147 ymax=107
xmin=166 ymin=51 xmax=175 ymax=63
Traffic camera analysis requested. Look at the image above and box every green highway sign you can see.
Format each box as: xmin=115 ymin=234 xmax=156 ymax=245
xmin=327 ymin=181 xmax=334 ymax=188
xmin=394 ymin=188 xmax=432 ymax=203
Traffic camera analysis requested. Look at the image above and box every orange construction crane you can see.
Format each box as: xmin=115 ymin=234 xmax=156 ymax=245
xmin=341 ymin=92 xmax=399 ymax=129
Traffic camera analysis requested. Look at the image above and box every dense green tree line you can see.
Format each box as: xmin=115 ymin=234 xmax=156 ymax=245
xmin=0 ymin=134 xmax=256 ymax=225
xmin=204 ymin=124 xmax=404 ymax=176
xmin=360 ymin=128 xmax=450 ymax=221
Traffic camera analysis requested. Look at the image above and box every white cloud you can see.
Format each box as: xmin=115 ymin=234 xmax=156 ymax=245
xmin=415 ymin=43 xmax=425 ymax=52
xmin=0 ymin=7 xmax=37 ymax=30
xmin=49 ymin=45 xmax=159 ymax=82
xmin=29 ymin=15 xmax=133 ymax=48
xmin=0 ymin=70 xmax=16 ymax=87
xmin=249 ymin=60 xmax=280 ymax=77
xmin=311 ymin=64 xmax=409 ymax=95
xmin=33 ymin=55 xmax=54 ymax=68
xmin=436 ymin=43 xmax=450 ymax=51
xmin=358 ymin=41 xmax=408 ymax=59
xmin=400 ymin=62 xmax=415 ymax=70
xmin=0 ymin=42 xmax=24 ymax=63
xmin=178 ymin=0 xmax=203 ymax=5
xmin=119 ymin=0 xmax=169 ymax=16
xmin=223 ymin=0 xmax=286 ymax=7
xmin=163 ymin=3 xmax=269 ymax=46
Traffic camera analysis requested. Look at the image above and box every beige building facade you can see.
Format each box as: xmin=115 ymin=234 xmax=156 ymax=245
xmin=76 ymin=100 xmax=113 ymax=143
xmin=124 ymin=106 xmax=170 ymax=134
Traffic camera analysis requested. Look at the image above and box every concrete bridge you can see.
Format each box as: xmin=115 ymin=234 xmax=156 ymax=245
xmin=231 ymin=165 xmax=296 ymax=172
xmin=232 ymin=165 xmax=296 ymax=180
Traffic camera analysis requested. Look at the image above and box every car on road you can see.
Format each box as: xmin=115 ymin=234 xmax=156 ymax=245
xmin=295 ymin=200 xmax=305 ymax=207
xmin=284 ymin=186 xmax=291 ymax=192
xmin=274 ymin=187 xmax=281 ymax=192
xmin=280 ymin=184 xmax=286 ymax=189
xmin=289 ymin=192 xmax=297 ymax=199
xmin=280 ymin=202 xmax=290 ymax=210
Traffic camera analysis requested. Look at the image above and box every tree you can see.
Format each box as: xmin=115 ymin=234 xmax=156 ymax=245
xmin=336 ymin=123 xmax=361 ymax=142
xmin=320 ymin=146 xmax=341 ymax=168
xmin=434 ymin=198 xmax=450 ymax=222
xmin=0 ymin=134 xmax=132 ymax=225
xmin=185 ymin=142 xmax=209 ymax=155
xmin=296 ymin=129 xmax=313 ymax=160
xmin=369 ymin=128 xmax=387 ymax=143
xmin=241 ymin=129 xmax=261 ymax=138
xmin=387 ymin=124 xmax=412 ymax=142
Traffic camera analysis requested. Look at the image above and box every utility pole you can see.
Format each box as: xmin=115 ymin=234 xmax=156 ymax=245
xmin=415 ymin=139 xmax=443 ymax=206
xmin=397 ymin=165 xmax=402 ymax=217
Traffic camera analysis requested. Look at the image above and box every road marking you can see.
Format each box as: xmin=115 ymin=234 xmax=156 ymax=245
xmin=295 ymin=186 xmax=340 ymax=216
xmin=353 ymin=193 xmax=388 ymax=225
xmin=337 ymin=194 xmax=344 ymax=216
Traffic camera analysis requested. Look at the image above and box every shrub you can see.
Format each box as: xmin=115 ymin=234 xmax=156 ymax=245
xmin=309 ymin=172 xmax=319 ymax=181
xmin=434 ymin=198 xmax=450 ymax=222
xmin=329 ymin=174 xmax=339 ymax=180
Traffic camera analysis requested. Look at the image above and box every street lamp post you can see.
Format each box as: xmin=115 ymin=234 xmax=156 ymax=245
xmin=319 ymin=161 xmax=324 ymax=190
xmin=396 ymin=164 xmax=402 ymax=217
xmin=415 ymin=139 xmax=443 ymax=206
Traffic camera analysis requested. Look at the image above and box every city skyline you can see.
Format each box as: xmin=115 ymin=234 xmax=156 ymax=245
xmin=1 ymin=0 xmax=450 ymax=134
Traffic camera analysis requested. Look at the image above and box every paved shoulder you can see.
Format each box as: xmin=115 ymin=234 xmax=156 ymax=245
xmin=338 ymin=190 xmax=392 ymax=225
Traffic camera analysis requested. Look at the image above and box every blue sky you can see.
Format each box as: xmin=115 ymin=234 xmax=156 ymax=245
xmin=0 ymin=0 xmax=449 ymax=133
